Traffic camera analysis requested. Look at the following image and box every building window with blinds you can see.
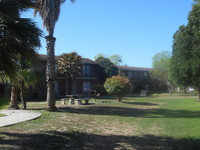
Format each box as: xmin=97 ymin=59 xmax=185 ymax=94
xmin=83 ymin=82 xmax=91 ymax=92
xmin=83 ymin=65 xmax=91 ymax=76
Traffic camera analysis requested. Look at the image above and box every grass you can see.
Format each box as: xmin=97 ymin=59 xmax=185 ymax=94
xmin=0 ymin=113 xmax=5 ymax=117
xmin=0 ymin=98 xmax=9 ymax=110
xmin=1 ymin=94 xmax=200 ymax=149
xmin=0 ymin=98 xmax=9 ymax=117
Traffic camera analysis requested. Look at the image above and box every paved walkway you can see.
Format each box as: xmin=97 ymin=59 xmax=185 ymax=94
xmin=0 ymin=110 xmax=41 ymax=127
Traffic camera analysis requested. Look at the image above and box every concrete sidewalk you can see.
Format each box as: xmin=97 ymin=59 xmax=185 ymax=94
xmin=0 ymin=110 xmax=41 ymax=127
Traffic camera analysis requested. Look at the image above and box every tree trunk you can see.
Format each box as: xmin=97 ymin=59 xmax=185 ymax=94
xmin=183 ymin=88 xmax=187 ymax=94
xmin=19 ymin=57 xmax=26 ymax=109
xmin=117 ymin=96 xmax=122 ymax=102
xmin=20 ymin=81 xmax=26 ymax=109
xmin=45 ymin=35 xmax=57 ymax=111
xmin=46 ymin=81 xmax=56 ymax=111
xmin=197 ymin=88 xmax=200 ymax=102
xmin=168 ymin=86 xmax=172 ymax=95
xmin=9 ymin=85 xmax=19 ymax=109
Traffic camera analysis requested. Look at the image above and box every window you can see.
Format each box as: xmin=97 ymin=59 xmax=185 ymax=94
xmin=128 ymin=72 xmax=133 ymax=78
xmin=144 ymin=72 xmax=148 ymax=76
xmin=83 ymin=82 xmax=91 ymax=92
xmin=83 ymin=65 xmax=91 ymax=75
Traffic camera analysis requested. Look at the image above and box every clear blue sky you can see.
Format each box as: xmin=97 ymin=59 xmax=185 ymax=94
xmin=23 ymin=0 xmax=193 ymax=68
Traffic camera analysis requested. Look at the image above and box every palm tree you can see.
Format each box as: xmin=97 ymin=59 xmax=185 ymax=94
xmin=8 ymin=67 xmax=40 ymax=109
xmin=58 ymin=52 xmax=82 ymax=94
xmin=0 ymin=0 xmax=42 ymax=109
xmin=0 ymin=0 xmax=42 ymax=78
xmin=34 ymin=0 xmax=75 ymax=111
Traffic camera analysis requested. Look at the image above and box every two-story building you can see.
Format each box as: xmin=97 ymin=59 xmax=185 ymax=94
xmin=0 ymin=54 xmax=167 ymax=99
xmin=33 ymin=54 xmax=101 ymax=98
xmin=117 ymin=66 xmax=151 ymax=93
xmin=117 ymin=66 xmax=167 ymax=93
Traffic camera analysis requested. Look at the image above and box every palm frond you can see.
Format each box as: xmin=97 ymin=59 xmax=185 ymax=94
xmin=58 ymin=52 xmax=82 ymax=79
xmin=0 ymin=0 xmax=42 ymax=78
xmin=34 ymin=0 xmax=75 ymax=34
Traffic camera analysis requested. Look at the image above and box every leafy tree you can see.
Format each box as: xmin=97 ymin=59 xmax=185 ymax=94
xmin=95 ymin=56 xmax=119 ymax=94
xmin=170 ymin=4 xmax=200 ymax=101
xmin=94 ymin=53 xmax=106 ymax=61
xmin=108 ymin=54 xmax=122 ymax=66
xmin=94 ymin=54 xmax=123 ymax=66
xmin=170 ymin=26 xmax=191 ymax=90
xmin=34 ymin=0 xmax=75 ymax=111
xmin=58 ymin=52 xmax=82 ymax=94
xmin=151 ymin=51 xmax=173 ymax=95
xmin=194 ymin=0 xmax=200 ymax=4
xmin=95 ymin=57 xmax=118 ymax=78
xmin=104 ymin=76 xmax=131 ymax=102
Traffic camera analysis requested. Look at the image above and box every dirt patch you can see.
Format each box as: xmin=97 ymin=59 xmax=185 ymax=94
xmin=100 ymin=121 xmax=139 ymax=136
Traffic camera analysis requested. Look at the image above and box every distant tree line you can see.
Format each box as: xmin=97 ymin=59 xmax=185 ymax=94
xmin=151 ymin=1 xmax=200 ymax=101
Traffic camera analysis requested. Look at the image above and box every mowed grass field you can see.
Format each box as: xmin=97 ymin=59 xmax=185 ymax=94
xmin=1 ymin=94 xmax=200 ymax=150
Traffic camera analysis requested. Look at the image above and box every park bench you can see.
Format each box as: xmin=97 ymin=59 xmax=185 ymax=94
xmin=61 ymin=98 xmax=70 ymax=105
xmin=74 ymin=98 xmax=90 ymax=105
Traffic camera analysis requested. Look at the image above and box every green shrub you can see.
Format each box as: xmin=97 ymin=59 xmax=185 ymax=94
xmin=104 ymin=75 xmax=131 ymax=102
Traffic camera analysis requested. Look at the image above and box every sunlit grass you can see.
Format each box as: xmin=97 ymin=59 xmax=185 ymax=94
xmin=0 ymin=113 xmax=5 ymax=117
xmin=1 ymin=93 xmax=200 ymax=149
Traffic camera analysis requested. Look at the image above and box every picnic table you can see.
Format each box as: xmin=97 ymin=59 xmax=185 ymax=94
xmin=61 ymin=94 xmax=90 ymax=105
xmin=74 ymin=98 xmax=90 ymax=105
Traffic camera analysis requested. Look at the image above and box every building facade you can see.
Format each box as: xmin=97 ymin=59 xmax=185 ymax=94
xmin=117 ymin=66 xmax=151 ymax=93
xmin=117 ymin=66 xmax=167 ymax=94
xmin=0 ymin=54 xmax=167 ymax=99
xmin=33 ymin=55 xmax=101 ymax=98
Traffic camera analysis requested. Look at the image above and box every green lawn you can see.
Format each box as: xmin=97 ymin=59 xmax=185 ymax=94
xmin=1 ymin=94 xmax=200 ymax=149
xmin=0 ymin=113 xmax=5 ymax=117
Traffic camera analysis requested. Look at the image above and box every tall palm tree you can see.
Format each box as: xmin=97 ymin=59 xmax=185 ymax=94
xmin=34 ymin=0 xmax=75 ymax=111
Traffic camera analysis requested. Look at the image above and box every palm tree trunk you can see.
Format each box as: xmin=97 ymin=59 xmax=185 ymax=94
xmin=20 ymin=81 xmax=26 ymax=109
xmin=9 ymin=85 xmax=19 ymax=109
xmin=19 ymin=56 xmax=26 ymax=109
xmin=45 ymin=35 xmax=57 ymax=111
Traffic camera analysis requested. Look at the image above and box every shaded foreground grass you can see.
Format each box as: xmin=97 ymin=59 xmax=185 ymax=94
xmin=0 ymin=98 xmax=9 ymax=110
xmin=1 ymin=131 xmax=200 ymax=150
xmin=1 ymin=94 xmax=200 ymax=149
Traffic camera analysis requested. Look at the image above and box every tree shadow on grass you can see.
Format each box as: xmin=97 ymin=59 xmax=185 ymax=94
xmin=1 ymin=131 xmax=200 ymax=150
xmin=58 ymin=106 xmax=200 ymax=119
xmin=122 ymin=102 xmax=159 ymax=106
